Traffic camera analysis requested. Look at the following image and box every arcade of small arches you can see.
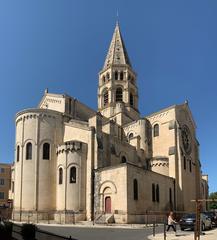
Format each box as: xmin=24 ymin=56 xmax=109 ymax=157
xmin=102 ymin=87 xmax=135 ymax=107
xmin=101 ymin=70 xmax=135 ymax=83
xmin=16 ymin=141 xmax=51 ymax=162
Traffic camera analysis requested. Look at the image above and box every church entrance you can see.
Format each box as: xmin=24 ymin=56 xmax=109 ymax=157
xmin=105 ymin=196 xmax=111 ymax=213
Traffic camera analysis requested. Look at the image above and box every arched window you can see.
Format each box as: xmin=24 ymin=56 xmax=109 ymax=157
xmin=102 ymin=75 xmax=106 ymax=83
xmin=121 ymin=156 xmax=127 ymax=163
xmin=17 ymin=145 xmax=20 ymax=162
xmin=115 ymin=71 xmax=118 ymax=80
xmin=152 ymin=183 xmax=155 ymax=202
xmin=133 ymin=179 xmax=138 ymax=200
xmin=43 ymin=143 xmax=50 ymax=160
xmin=156 ymin=184 xmax=160 ymax=202
xmin=128 ymin=133 xmax=134 ymax=140
xmin=70 ymin=167 xmax=76 ymax=183
xmin=169 ymin=188 xmax=172 ymax=204
xmin=103 ymin=89 xmax=109 ymax=107
xmin=59 ymin=168 xmax=63 ymax=184
xmin=189 ymin=159 xmax=192 ymax=172
xmin=184 ymin=156 xmax=186 ymax=170
xmin=130 ymin=93 xmax=134 ymax=106
xmin=153 ymin=124 xmax=159 ymax=137
xmin=120 ymin=71 xmax=124 ymax=80
xmin=116 ymin=88 xmax=123 ymax=102
xmin=106 ymin=72 xmax=110 ymax=80
xmin=26 ymin=142 xmax=32 ymax=160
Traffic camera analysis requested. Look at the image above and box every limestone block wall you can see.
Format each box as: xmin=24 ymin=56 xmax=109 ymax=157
xmin=95 ymin=165 xmax=128 ymax=223
xmin=126 ymin=165 xmax=174 ymax=222
xmin=124 ymin=118 xmax=152 ymax=158
xmin=14 ymin=109 xmax=63 ymax=214
xmin=175 ymin=105 xmax=199 ymax=211
xmin=147 ymin=108 xmax=176 ymax=159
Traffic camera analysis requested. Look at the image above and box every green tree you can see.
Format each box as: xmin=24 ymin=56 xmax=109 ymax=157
xmin=209 ymin=192 xmax=217 ymax=209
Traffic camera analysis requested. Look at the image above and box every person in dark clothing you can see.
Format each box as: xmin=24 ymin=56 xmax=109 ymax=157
xmin=167 ymin=211 xmax=177 ymax=232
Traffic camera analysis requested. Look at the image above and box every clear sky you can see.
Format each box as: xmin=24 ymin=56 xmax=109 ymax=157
xmin=0 ymin=0 xmax=216 ymax=192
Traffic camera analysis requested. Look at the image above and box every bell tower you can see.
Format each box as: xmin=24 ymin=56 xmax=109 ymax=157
xmin=98 ymin=22 xmax=140 ymax=125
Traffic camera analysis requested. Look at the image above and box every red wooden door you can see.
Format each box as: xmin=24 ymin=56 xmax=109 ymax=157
xmin=105 ymin=196 xmax=111 ymax=213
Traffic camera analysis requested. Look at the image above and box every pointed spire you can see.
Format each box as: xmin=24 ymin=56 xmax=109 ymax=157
xmin=103 ymin=23 xmax=132 ymax=69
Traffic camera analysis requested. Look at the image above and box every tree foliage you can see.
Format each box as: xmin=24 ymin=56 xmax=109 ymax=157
xmin=209 ymin=192 xmax=217 ymax=209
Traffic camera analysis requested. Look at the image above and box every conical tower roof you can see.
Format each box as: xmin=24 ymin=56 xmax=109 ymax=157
xmin=103 ymin=23 xmax=132 ymax=69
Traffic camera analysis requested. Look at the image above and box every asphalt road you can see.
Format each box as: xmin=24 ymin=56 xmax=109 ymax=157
xmin=37 ymin=224 xmax=171 ymax=240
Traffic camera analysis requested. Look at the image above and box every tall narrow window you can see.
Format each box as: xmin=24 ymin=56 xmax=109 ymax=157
xmin=128 ymin=133 xmax=134 ymax=140
xmin=184 ymin=156 xmax=186 ymax=170
xmin=133 ymin=179 xmax=138 ymax=200
xmin=17 ymin=145 xmax=20 ymax=162
xmin=156 ymin=184 xmax=160 ymax=202
xmin=106 ymin=72 xmax=110 ymax=80
xmin=116 ymin=88 xmax=123 ymax=102
xmin=103 ymin=90 xmax=109 ymax=107
xmin=43 ymin=143 xmax=50 ymax=160
xmin=130 ymin=93 xmax=134 ymax=106
xmin=115 ymin=71 xmax=118 ymax=80
xmin=153 ymin=124 xmax=159 ymax=137
xmin=59 ymin=168 xmax=63 ymax=184
xmin=102 ymin=75 xmax=106 ymax=83
xmin=189 ymin=159 xmax=192 ymax=172
xmin=12 ymin=181 xmax=14 ymax=193
xmin=120 ymin=71 xmax=124 ymax=80
xmin=70 ymin=167 xmax=76 ymax=183
xmin=169 ymin=188 xmax=172 ymax=204
xmin=152 ymin=183 xmax=155 ymax=202
xmin=0 ymin=192 xmax=4 ymax=199
xmin=26 ymin=142 xmax=32 ymax=160
xmin=69 ymin=98 xmax=72 ymax=114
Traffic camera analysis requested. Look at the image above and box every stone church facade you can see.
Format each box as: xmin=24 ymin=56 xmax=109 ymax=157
xmin=11 ymin=23 xmax=208 ymax=223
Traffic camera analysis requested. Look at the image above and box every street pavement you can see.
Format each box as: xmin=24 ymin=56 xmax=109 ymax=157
xmin=36 ymin=223 xmax=217 ymax=240
xmin=148 ymin=228 xmax=217 ymax=240
xmin=38 ymin=223 xmax=162 ymax=240
xmin=12 ymin=219 xmax=217 ymax=240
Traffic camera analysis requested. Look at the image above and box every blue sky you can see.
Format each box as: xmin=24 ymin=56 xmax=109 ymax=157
xmin=0 ymin=0 xmax=216 ymax=192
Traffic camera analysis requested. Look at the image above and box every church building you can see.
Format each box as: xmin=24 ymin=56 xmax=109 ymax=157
xmin=11 ymin=23 xmax=208 ymax=223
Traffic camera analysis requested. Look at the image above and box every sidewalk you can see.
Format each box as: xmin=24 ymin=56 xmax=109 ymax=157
xmin=147 ymin=228 xmax=217 ymax=240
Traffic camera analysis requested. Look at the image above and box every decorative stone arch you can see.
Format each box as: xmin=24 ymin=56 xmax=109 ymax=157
xmin=99 ymin=181 xmax=117 ymax=213
xmin=39 ymin=138 xmax=53 ymax=147
xmin=67 ymin=162 xmax=80 ymax=169
xmin=57 ymin=164 xmax=65 ymax=169
xmin=99 ymin=180 xmax=117 ymax=195
xmin=23 ymin=139 xmax=36 ymax=147
xmin=127 ymin=131 xmax=136 ymax=141
xmin=16 ymin=141 xmax=22 ymax=148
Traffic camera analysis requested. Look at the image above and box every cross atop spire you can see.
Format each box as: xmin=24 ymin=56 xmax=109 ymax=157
xmin=103 ymin=23 xmax=132 ymax=69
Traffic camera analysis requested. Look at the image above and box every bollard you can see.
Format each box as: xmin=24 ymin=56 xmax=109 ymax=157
xmin=153 ymin=222 xmax=155 ymax=237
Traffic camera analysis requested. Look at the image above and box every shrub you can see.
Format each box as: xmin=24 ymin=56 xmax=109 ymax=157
xmin=0 ymin=221 xmax=12 ymax=240
xmin=21 ymin=223 xmax=36 ymax=240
